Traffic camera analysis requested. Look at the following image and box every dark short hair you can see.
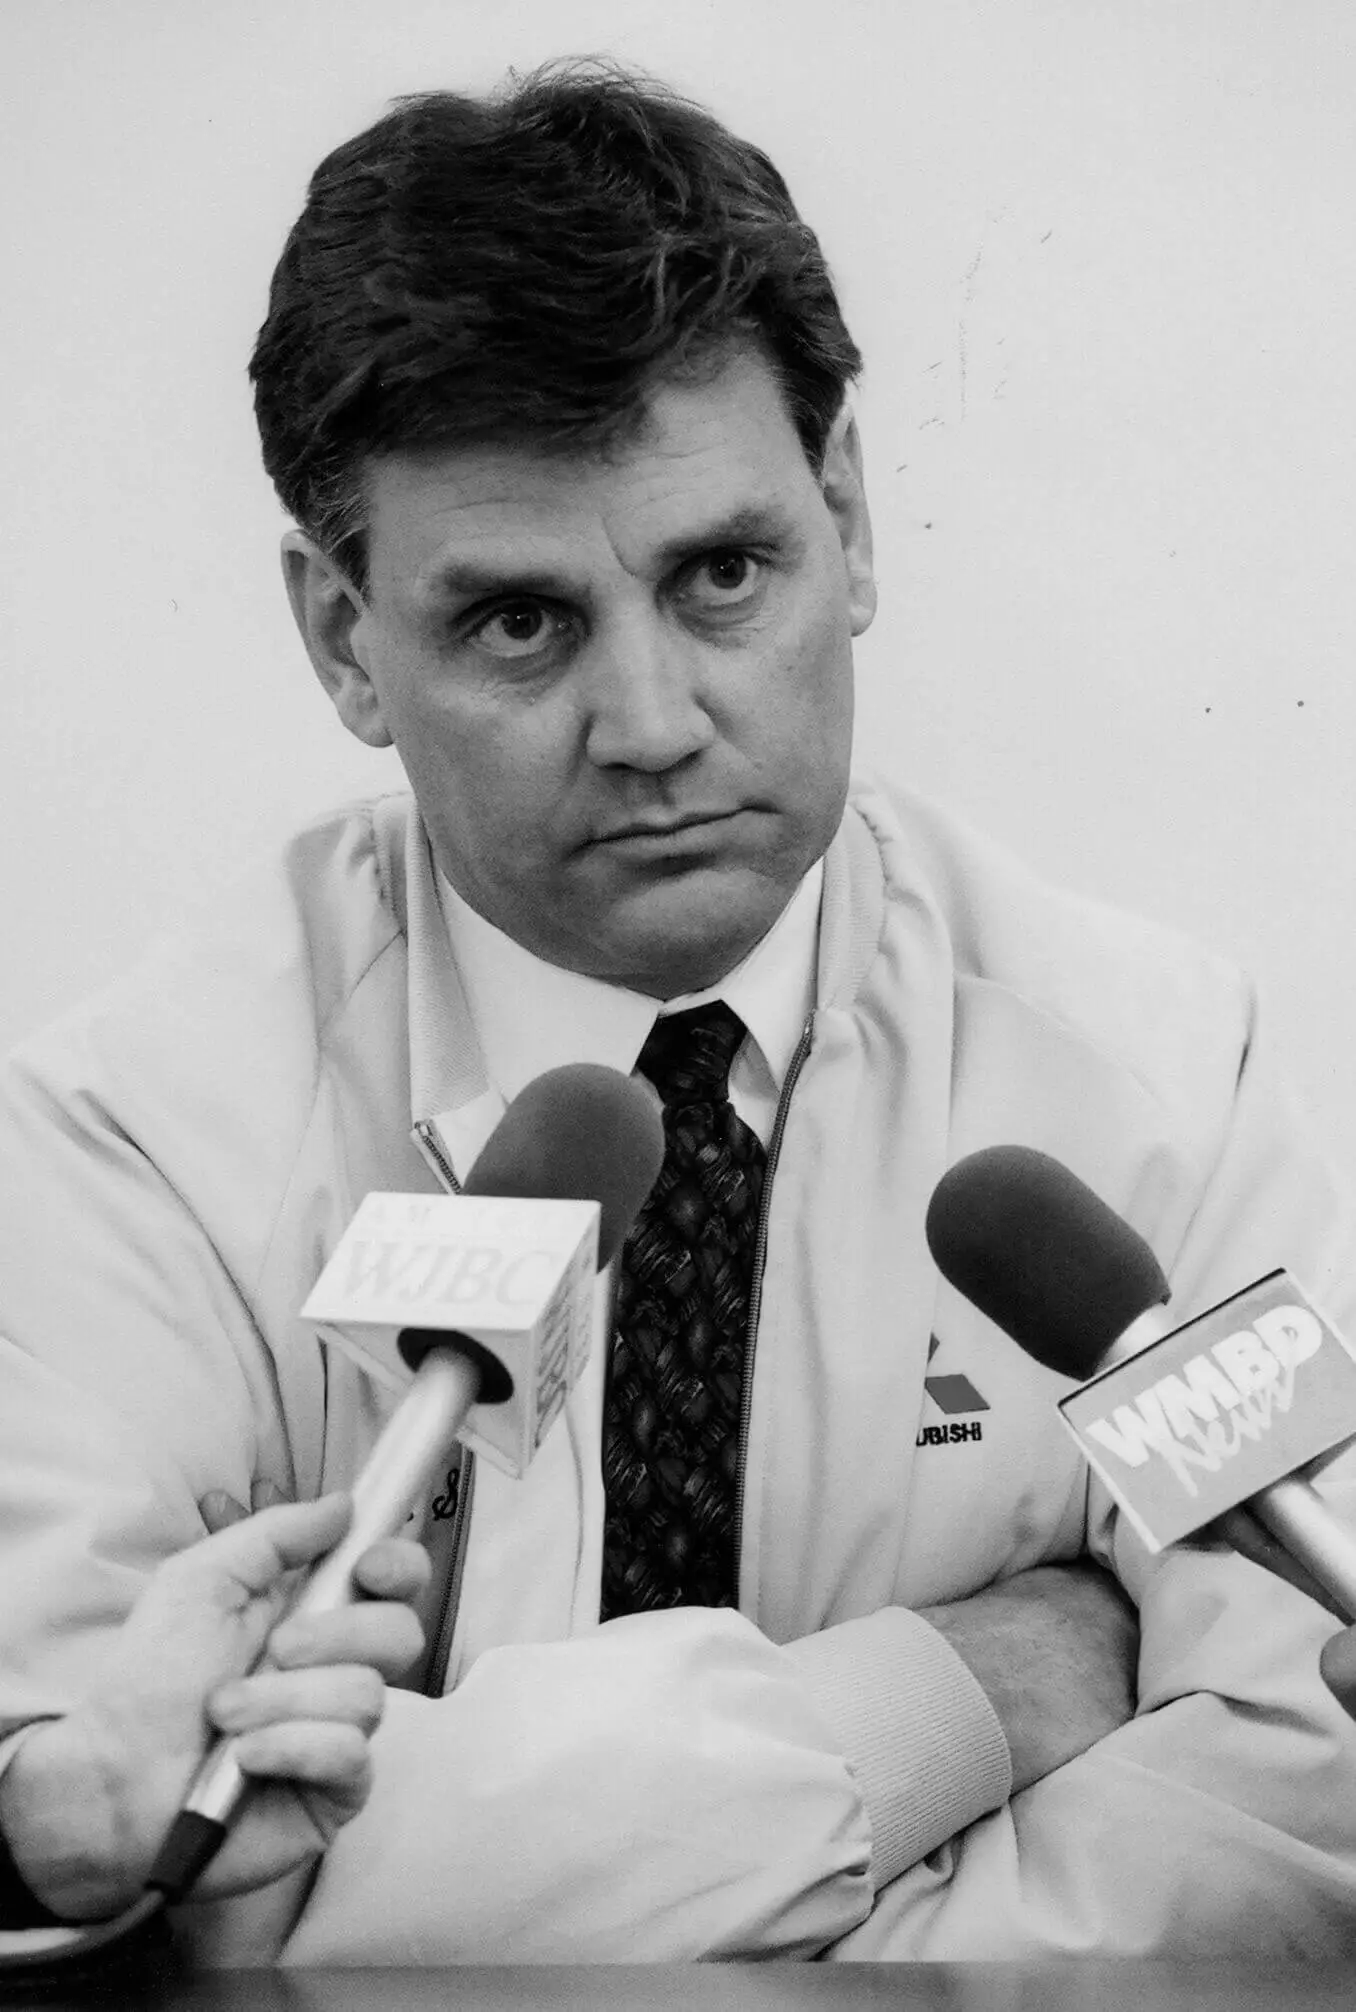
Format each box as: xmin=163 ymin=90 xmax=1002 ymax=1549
xmin=249 ymin=59 xmax=863 ymax=593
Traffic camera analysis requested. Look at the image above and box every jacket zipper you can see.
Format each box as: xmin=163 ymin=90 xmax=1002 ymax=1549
xmin=410 ymin=1116 xmax=476 ymax=1698
xmin=425 ymin=1451 xmax=476 ymax=1695
xmin=412 ymin=1116 xmax=460 ymax=1196
xmin=732 ymin=1013 xmax=815 ymax=1596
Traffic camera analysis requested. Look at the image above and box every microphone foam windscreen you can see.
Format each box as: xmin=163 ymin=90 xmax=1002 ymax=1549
xmin=925 ymin=1145 xmax=1170 ymax=1378
xmin=463 ymin=1063 xmax=664 ymax=1266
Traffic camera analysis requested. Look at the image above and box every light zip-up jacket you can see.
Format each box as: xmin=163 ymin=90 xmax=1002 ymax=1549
xmin=3 ymin=777 xmax=1356 ymax=1964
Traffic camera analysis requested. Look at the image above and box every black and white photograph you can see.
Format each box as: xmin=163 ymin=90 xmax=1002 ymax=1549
xmin=3 ymin=3 xmax=1356 ymax=2002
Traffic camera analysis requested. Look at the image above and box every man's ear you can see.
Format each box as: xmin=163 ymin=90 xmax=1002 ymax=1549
xmin=281 ymin=531 xmax=393 ymax=749
xmin=819 ymin=402 xmax=877 ymax=637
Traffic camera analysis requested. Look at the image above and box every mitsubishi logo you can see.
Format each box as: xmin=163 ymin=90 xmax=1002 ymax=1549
xmin=917 ymin=1335 xmax=990 ymax=1447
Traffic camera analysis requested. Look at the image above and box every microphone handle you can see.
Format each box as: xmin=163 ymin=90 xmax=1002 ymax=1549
xmin=1246 ymin=1478 xmax=1356 ymax=1622
xmin=148 ymin=1343 xmax=482 ymax=1901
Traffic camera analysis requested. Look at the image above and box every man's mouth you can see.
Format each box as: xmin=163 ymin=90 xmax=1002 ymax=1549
xmin=585 ymin=810 xmax=751 ymax=856
xmin=594 ymin=810 xmax=733 ymax=842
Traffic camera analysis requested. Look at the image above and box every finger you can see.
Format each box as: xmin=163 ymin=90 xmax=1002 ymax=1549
xmin=1320 ymin=1627 xmax=1356 ymax=1713
xmin=200 ymin=1491 xmax=250 ymax=1534
xmin=268 ymin=1601 xmax=425 ymax=1682
xmin=250 ymin=1479 xmax=292 ymax=1514
xmin=351 ymin=1536 xmax=432 ymax=1604
xmin=230 ymin=1719 xmax=374 ymax=1803
xmin=170 ymin=1494 xmax=354 ymax=1607
xmin=210 ymin=1664 xmax=385 ymax=1738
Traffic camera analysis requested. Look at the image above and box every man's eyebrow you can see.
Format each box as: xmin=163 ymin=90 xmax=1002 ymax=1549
xmin=414 ymin=560 xmax=569 ymax=609
xmin=413 ymin=502 xmax=804 ymax=609
xmin=658 ymin=502 xmax=803 ymax=563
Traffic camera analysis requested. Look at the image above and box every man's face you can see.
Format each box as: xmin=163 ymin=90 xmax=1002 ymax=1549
xmin=296 ymin=345 xmax=876 ymax=998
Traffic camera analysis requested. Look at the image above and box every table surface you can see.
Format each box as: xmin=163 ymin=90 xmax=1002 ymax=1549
xmin=5 ymin=1961 xmax=1356 ymax=2012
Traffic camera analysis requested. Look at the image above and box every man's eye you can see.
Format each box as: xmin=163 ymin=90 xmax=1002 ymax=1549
xmin=686 ymin=552 xmax=764 ymax=606
xmin=471 ymin=602 xmax=563 ymax=658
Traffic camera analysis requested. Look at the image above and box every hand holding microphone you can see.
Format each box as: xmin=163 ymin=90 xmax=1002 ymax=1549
xmin=0 ymin=1493 xmax=429 ymax=1926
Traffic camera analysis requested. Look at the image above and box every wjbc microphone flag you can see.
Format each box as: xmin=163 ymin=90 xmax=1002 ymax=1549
xmin=1059 ymin=1271 xmax=1356 ymax=1550
xmin=302 ymin=1191 xmax=599 ymax=1478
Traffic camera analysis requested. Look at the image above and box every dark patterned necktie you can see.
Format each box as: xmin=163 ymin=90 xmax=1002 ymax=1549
xmin=600 ymin=1002 xmax=767 ymax=1618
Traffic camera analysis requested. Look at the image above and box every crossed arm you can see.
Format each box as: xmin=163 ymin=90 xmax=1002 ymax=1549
xmin=24 ymin=1467 xmax=1356 ymax=1946
xmin=0 ymin=1453 xmax=1136 ymax=1943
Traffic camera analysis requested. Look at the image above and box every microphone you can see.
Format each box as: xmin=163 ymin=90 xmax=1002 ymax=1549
xmin=926 ymin=1145 xmax=1356 ymax=1621
xmin=148 ymin=1064 xmax=663 ymax=1905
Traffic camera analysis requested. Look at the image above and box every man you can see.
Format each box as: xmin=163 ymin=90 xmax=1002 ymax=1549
xmin=3 ymin=61 xmax=1356 ymax=1965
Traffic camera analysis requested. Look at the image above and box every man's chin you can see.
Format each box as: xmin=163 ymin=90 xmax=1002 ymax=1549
xmin=568 ymin=878 xmax=793 ymax=998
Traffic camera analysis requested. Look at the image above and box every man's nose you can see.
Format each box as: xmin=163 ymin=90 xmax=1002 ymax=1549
xmin=581 ymin=618 xmax=716 ymax=772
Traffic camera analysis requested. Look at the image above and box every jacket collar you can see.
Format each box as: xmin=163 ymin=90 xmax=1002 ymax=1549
xmin=398 ymin=807 xmax=501 ymax=1182
xmin=818 ymin=786 xmax=888 ymax=1013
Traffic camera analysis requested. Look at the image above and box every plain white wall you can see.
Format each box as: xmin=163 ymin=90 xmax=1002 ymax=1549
xmin=5 ymin=1 xmax=1355 ymax=1170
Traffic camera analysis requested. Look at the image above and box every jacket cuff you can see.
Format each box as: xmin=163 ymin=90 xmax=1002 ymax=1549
xmin=780 ymin=1608 xmax=1012 ymax=1890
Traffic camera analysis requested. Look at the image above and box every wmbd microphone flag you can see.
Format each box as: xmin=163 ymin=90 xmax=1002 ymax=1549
xmin=302 ymin=1188 xmax=599 ymax=1478
xmin=1059 ymin=1269 xmax=1356 ymax=1552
